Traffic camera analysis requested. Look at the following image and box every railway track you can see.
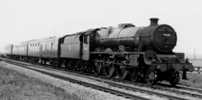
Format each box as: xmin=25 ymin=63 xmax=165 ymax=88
xmin=1 ymin=59 xmax=148 ymax=100
xmin=177 ymin=84 xmax=202 ymax=94
xmin=71 ymin=71 xmax=202 ymax=100
xmin=1 ymin=57 xmax=202 ymax=100
xmin=151 ymin=83 xmax=202 ymax=99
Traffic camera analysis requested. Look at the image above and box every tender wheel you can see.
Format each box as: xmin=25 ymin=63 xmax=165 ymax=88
xmin=120 ymin=68 xmax=129 ymax=80
xmin=60 ymin=61 xmax=66 ymax=70
xmin=94 ymin=61 xmax=102 ymax=75
xmin=107 ymin=65 xmax=115 ymax=78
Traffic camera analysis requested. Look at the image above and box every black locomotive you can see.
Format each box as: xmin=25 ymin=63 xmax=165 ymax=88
xmin=5 ymin=18 xmax=193 ymax=86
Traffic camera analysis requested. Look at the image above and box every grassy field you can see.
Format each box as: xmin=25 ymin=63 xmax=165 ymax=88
xmin=0 ymin=64 xmax=80 ymax=100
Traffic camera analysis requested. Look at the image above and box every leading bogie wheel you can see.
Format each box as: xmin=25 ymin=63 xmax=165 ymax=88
xmin=146 ymin=70 xmax=157 ymax=85
xmin=130 ymin=69 xmax=139 ymax=82
xmin=169 ymin=71 xmax=180 ymax=86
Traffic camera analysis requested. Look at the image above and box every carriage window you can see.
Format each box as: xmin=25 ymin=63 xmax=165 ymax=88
xmin=51 ymin=42 xmax=53 ymax=48
xmin=84 ymin=36 xmax=88 ymax=44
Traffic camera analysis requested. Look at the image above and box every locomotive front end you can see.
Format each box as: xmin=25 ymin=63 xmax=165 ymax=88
xmin=135 ymin=18 xmax=193 ymax=85
xmin=152 ymin=24 xmax=177 ymax=53
xmin=145 ymin=22 xmax=193 ymax=85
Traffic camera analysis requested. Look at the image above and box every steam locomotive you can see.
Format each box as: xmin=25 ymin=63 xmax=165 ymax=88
xmin=5 ymin=18 xmax=194 ymax=86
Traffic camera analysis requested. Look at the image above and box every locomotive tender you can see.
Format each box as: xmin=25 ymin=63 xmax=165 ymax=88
xmin=6 ymin=18 xmax=193 ymax=86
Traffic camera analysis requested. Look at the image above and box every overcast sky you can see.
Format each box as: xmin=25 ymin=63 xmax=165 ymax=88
xmin=0 ymin=0 xmax=202 ymax=57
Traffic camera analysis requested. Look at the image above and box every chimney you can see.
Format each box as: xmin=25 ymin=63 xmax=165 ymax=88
xmin=150 ymin=18 xmax=159 ymax=26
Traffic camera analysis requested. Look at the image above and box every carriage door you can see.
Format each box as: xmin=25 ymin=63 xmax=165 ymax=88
xmin=82 ymin=35 xmax=90 ymax=60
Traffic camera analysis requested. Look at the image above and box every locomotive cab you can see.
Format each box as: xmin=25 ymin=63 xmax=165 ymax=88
xmin=80 ymin=33 xmax=90 ymax=60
